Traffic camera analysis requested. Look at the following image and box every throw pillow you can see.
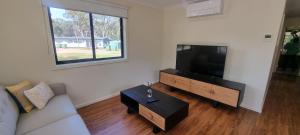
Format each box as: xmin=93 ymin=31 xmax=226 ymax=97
xmin=24 ymin=82 xmax=54 ymax=109
xmin=6 ymin=81 xmax=34 ymax=113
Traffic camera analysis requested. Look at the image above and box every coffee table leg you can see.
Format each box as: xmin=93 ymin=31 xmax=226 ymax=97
xmin=212 ymin=101 xmax=219 ymax=108
xmin=169 ymin=88 xmax=176 ymax=92
xmin=127 ymin=107 xmax=135 ymax=114
xmin=153 ymin=126 xmax=161 ymax=134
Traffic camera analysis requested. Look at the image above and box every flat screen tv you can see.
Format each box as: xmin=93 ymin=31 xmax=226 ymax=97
xmin=176 ymin=45 xmax=227 ymax=78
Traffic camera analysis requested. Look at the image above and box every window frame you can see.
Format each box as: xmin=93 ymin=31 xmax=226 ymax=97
xmin=47 ymin=7 xmax=126 ymax=65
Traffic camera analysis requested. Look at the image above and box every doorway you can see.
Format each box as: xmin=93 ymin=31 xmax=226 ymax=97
xmin=274 ymin=0 xmax=300 ymax=76
xmin=276 ymin=29 xmax=300 ymax=76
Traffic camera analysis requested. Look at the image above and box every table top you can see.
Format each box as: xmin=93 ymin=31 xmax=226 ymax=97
xmin=121 ymin=85 xmax=189 ymax=118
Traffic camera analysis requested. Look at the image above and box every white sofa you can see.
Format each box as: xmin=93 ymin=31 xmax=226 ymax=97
xmin=0 ymin=83 xmax=91 ymax=135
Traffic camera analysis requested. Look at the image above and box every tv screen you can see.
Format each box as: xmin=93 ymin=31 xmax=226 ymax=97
xmin=176 ymin=45 xmax=227 ymax=78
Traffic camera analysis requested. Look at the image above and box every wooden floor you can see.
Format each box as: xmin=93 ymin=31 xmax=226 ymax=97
xmin=78 ymin=74 xmax=300 ymax=135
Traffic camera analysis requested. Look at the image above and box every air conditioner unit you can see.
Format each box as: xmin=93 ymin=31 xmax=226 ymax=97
xmin=183 ymin=0 xmax=223 ymax=17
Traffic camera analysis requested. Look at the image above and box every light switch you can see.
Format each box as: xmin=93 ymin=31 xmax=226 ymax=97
xmin=265 ymin=34 xmax=272 ymax=39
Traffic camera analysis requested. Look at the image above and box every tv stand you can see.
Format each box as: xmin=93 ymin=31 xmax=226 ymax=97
xmin=159 ymin=69 xmax=245 ymax=108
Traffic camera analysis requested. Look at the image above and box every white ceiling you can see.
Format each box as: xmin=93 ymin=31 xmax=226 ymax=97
xmin=129 ymin=0 xmax=182 ymax=8
xmin=286 ymin=0 xmax=300 ymax=17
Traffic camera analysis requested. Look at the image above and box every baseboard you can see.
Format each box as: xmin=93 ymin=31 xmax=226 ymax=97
xmin=75 ymin=91 xmax=120 ymax=109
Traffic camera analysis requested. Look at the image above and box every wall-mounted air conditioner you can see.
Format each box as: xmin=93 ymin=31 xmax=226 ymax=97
xmin=183 ymin=0 xmax=223 ymax=17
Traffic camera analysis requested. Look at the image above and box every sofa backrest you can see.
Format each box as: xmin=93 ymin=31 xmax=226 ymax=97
xmin=0 ymin=85 xmax=20 ymax=135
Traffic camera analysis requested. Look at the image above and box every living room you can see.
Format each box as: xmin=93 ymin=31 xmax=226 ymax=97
xmin=1 ymin=0 xmax=298 ymax=135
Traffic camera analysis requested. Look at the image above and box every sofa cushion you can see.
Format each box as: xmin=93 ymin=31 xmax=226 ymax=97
xmin=24 ymin=115 xmax=90 ymax=135
xmin=16 ymin=95 xmax=77 ymax=135
xmin=48 ymin=83 xmax=66 ymax=96
xmin=6 ymin=81 xmax=34 ymax=113
xmin=0 ymin=85 xmax=19 ymax=135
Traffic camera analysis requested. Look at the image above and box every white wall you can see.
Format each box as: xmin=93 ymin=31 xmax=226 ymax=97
xmin=162 ymin=0 xmax=286 ymax=112
xmin=286 ymin=17 xmax=300 ymax=27
xmin=0 ymin=0 xmax=163 ymax=107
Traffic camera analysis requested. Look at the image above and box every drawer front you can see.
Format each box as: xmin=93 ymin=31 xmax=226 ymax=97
xmin=190 ymin=80 xmax=212 ymax=98
xmin=211 ymin=86 xmax=239 ymax=107
xmin=160 ymin=72 xmax=190 ymax=91
xmin=139 ymin=104 xmax=166 ymax=130
xmin=173 ymin=76 xmax=190 ymax=91
xmin=160 ymin=72 xmax=176 ymax=86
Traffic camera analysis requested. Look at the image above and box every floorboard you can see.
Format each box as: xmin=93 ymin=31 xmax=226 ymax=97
xmin=78 ymin=74 xmax=300 ymax=135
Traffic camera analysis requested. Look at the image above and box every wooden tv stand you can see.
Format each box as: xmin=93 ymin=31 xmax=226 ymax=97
xmin=159 ymin=69 xmax=245 ymax=108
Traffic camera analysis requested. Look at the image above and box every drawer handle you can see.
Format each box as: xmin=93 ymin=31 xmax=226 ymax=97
xmin=147 ymin=113 xmax=153 ymax=119
xmin=210 ymin=90 xmax=215 ymax=95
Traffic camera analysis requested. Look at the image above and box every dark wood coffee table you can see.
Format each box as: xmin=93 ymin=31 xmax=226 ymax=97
xmin=120 ymin=85 xmax=189 ymax=133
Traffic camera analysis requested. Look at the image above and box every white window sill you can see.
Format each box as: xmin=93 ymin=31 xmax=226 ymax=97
xmin=52 ymin=58 xmax=128 ymax=71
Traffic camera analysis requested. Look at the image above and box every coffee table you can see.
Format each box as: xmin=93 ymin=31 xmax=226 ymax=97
xmin=120 ymin=85 xmax=189 ymax=133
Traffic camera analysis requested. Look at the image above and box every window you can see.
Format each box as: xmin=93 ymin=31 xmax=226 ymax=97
xmin=48 ymin=7 xmax=125 ymax=65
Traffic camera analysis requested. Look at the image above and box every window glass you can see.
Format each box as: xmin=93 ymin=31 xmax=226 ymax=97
xmin=50 ymin=8 xmax=93 ymax=62
xmin=93 ymin=14 xmax=122 ymax=59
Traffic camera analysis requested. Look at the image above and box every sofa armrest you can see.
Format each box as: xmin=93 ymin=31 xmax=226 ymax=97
xmin=49 ymin=83 xmax=67 ymax=95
